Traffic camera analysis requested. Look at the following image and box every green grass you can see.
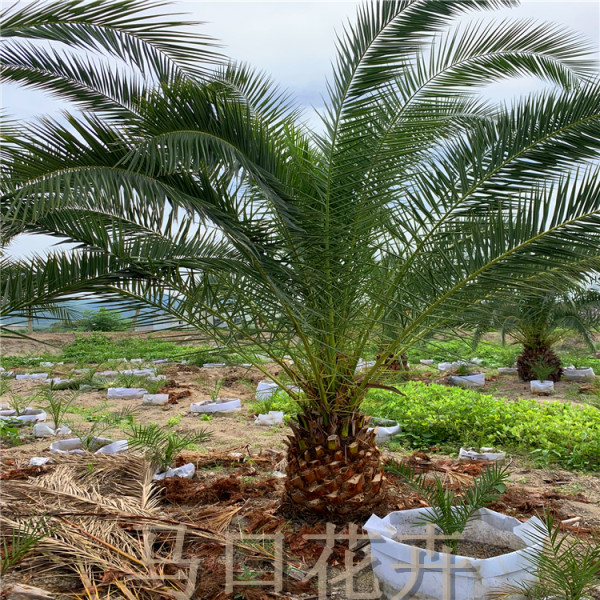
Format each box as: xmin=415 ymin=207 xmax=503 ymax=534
xmin=362 ymin=383 xmax=600 ymax=472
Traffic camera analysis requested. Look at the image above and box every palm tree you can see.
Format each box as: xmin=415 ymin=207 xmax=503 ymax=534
xmin=473 ymin=288 xmax=600 ymax=382
xmin=1 ymin=0 xmax=221 ymax=115
xmin=3 ymin=0 xmax=600 ymax=517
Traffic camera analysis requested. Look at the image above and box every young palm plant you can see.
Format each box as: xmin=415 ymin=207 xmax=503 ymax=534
xmin=2 ymin=1 xmax=600 ymax=517
xmin=471 ymin=288 xmax=600 ymax=382
xmin=386 ymin=460 xmax=510 ymax=553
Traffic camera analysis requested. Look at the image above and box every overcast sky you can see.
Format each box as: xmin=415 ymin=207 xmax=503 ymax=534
xmin=3 ymin=0 xmax=599 ymax=256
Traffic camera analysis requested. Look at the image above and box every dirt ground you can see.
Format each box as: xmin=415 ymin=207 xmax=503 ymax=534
xmin=1 ymin=333 xmax=599 ymax=600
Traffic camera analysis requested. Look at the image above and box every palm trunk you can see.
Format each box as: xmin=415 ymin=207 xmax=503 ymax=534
xmin=516 ymin=336 xmax=563 ymax=382
xmin=283 ymin=410 xmax=385 ymax=518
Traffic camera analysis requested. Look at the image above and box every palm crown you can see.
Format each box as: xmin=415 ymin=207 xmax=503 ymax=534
xmin=3 ymin=0 xmax=600 ymax=515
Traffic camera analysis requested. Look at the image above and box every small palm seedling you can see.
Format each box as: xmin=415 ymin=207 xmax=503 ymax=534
xmin=114 ymin=373 xmax=164 ymax=394
xmin=128 ymin=423 xmax=212 ymax=471
xmin=386 ymin=461 xmax=510 ymax=553
xmin=0 ymin=380 xmax=10 ymax=396
xmin=67 ymin=406 xmax=137 ymax=451
xmin=530 ymin=359 xmax=558 ymax=383
xmin=1 ymin=515 xmax=51 ymax=575
xmin=209 ymin=378 xmax=224 ymax=402
xmin=39 ymin=389 xmax=78 ymax=428
xmin=196 ymin=376 xmax=224 ymax=402
xmin=7 ymin=393 xmax=34 ymax=416
xmin=491 ymin=512 xmax=600 ymax=600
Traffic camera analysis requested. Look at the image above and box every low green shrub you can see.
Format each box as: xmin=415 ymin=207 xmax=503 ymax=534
xmin=60 ymin=333 xmax=209 ymax=363
xmin=362 ymin=383 xmax=600 ymax=471
xmin=406 ymin=337 xmax=519 ymax=368
xmin=248 ymin=390 xmax=300 ymax=415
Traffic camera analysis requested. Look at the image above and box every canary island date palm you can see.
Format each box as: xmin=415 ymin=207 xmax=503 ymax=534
xmin=3 ymin=0 xmax=600 ymax=517
xmin=470 ymin=287 xmax=600 ymax=382
xmin=0 ymin=0 xmax=221 ymax=117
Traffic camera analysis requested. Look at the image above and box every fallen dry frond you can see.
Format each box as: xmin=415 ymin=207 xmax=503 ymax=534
xmin=0 ymin=454 xmax=230 ymax=599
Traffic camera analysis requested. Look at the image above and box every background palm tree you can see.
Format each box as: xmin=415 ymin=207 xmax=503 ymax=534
xmin=3 ymin=0 xmax=600 ymax=517
xmin=472 ymin=288 xmax=600 ymax=382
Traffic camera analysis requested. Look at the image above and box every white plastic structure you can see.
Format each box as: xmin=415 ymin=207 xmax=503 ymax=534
xmin=470 ymin=358 xmax=483 ymax=365
xmin=29 ymin=457 xmax=52 ymax=466
xmin=98 ymin=370 xmax=119 ymax=377
xmin=130 ymin=358 xmax=143 ymax=363
xmin=50 ymin=437 xmax=118 ymax=454
xmin=368 ymin=423 xmax=401 ymax=444
xmin=530 ymin=380 xmax=554 ymax=394
xmin=40 ymin=362 xmax=54 ymax=367
xmin=0 ymin=408 xmax=47 ymax=423
xmin=563 ymin=367 xmax=595 ymax=383
xmin=438 ymin=362 xmax=454 ymax=372
xmin=451 ymin=373 xmax=485 ymax=388
xmin=255 ymin=381 xmax=279 ymax=400
xmin=153 ymin=359 xmax=169 ymax=364
xmin=203 ymin=363 xmax=226 ymax=368
xmin=0 ymin=371 xmax=14 ymax=378
xmin=34 ymin=422 xmax=72 ymax=438
xmin=255 ymin=411 xmax=284 ymax=426
xmin=107 ymin=387 xmax=147 ymax=400
xmin=95 ymin=440 xmax=128 ymax=454
xmin=459 ymin=447 xmax=506 ymax=462
xmin=73 ymin=369 xmax=90 ymax=374
xmin=420 ymin=359 xmax=434 ymax=366
xmin=15 ymin=373 xmax=48 ymax=381
xmin=142 ymin=393 xmax=169 ymax=406
xmin=498 ymin=367 xmax=518 ymax=375
xmin=153 ymin=462 xmax=195 ymax=480
xmin=364 ymin=508 xmax=544 ymax=600
xmin=190 ymin=398 xmax=241 ymax=414
xmin=48 ymin=378 xmax=74 ymax=386
xmin=356 ymin=359 xmax=376 ymax=372
xmin=133 ymin=368 xmax=155 ymax=376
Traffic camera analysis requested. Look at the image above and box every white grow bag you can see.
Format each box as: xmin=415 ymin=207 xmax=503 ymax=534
xmin=364 ymin=507 xmax=544 ymax=600
xmin=255 ymin=381 xmax=279 ymax=400
xmin=451 ymin=373 xmax=485 ymax=388
xmin=255 ymin=411 xmax=284 ymax=426
xmin=153 ymin=462 xmax=195 ymax=481
xmin=50 ymin=437 xmax=127 ymax=455
xmin=459 ymin=447 xmax=506 ymax=462
xmin=107 ymin=387 xmax=147 ymax=400
xmin=142 ymin=393 xmax=169 ymax=406
xmin=15 ymin=373 xmax=48 ymax=381
xmin=0 ymin=408 xmax=47 ymax=423
xmin=190 ymin=398 xmax=241 ymax=414
xmin=530 ymin=380 xmax=554 ymax=395
xmin=203 ymin=363 xmax=226 ymax=368
xmin=498 ymin=367 xmax=518 ymax=375
xmin=34 ymin=422 xmax=72 ymax=438
xmin=563 ymin=367 xmax=595 ymax=383
xmin=368 ymin=418 xmax=401 ymax=444
xmin=420 ymin=360 xmax=434 ymax=366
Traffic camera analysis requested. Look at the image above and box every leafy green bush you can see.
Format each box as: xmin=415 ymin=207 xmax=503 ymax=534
xmin=248 ymin=389 xmax=300 ymax=415
xmin=60 ymin=333 xmax=209 ymax=363
xmin=76 ymin=308 xmax=131 ymax=332
xmin=362 ymin=383 xmax=600 ymax=471
xmin=407 ymin=337 xmax=519 ymax=368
